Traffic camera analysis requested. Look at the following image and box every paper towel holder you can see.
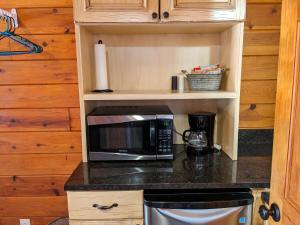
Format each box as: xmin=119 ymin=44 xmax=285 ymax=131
xmin=93 ymin=40 xmax=113 ymax=93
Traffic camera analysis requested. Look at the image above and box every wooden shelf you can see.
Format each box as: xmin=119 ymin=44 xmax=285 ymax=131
xmin=83 ymin=90 xmax=237 ymax=101
xmin=83 ymin=22 xmax=239 ymax=35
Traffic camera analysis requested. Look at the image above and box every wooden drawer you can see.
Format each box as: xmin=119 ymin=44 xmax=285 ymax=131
xmin=67 ymin=191 xmax=143 ymax=220
xmin=69 ymin=220 xmax=143 ymax=225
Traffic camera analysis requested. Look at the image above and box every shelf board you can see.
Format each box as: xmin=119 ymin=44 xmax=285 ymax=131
xmin=82 ymin=22 xmax=238 ymax=34
xmin=83 ymin=90 xmax=237 ymax=101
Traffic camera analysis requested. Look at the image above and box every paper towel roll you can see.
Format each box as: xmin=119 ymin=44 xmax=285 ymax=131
xmin=94 ymin=41 xmax=108 ymax=90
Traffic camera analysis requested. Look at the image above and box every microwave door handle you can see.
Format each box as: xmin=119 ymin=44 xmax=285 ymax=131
xmin=87 ymin=115 xmax=156 ymax=125
xmin=150 ymin=120 xmax=156 ymax=149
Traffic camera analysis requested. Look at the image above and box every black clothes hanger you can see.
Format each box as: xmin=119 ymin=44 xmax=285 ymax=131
xmin=0 ymin=14 xmax=43 ymax=56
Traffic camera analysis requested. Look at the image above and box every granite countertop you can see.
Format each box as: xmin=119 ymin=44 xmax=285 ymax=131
xmin=64 ymin=145 xmax=271 ymax=191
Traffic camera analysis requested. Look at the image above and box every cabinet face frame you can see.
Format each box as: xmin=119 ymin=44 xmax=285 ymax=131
xmin=73 ymin=0 xmax=159 ymax=23
xmin=160 ymin=0 xmax=246 ymax=22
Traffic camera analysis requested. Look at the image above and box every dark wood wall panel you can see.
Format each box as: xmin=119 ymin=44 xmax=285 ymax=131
xmin=0 ymin=176 xmax=68 ymax=197
xmin=0 ymin=132 xmax=81 ymax=154
xmin=0 ymin=60 xmax=77 ymax=85
xmin=16 ymin=8 xmax=75 ymax=35
xmin=0 ymin=217 xmax=57 ymax=225
xmin=0 ymin=196 xmax=67 ymax=217
xmin=0 ymin=85 xmax=79 ymax=108
xmin=0 ymin=154 xmax=81 ymax=176
xmin=0 ymin=109 xmax=70 ymax=132
xmin=0 ymin=35 xmax=76 ymax=60
xmin=0 ymin=0 xmax=72 ymax=8
xmin=240 ymin=1 xmax=281 ymax=129
xmin=0 ymin=2 xmax=79 ymax=223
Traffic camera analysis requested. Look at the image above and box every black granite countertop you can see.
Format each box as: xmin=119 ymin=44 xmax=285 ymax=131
xmin=65 ymin=145 xmax=271 ymax=191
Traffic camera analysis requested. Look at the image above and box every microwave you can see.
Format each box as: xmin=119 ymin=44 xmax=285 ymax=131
xmin=86 ymin=106 xmax=174 ymax=161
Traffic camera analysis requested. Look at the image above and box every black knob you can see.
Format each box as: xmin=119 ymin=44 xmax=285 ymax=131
xmin=259 ymin=203 xmax=280 ymax=222
xmin=163 ymin=11 xmax=169 ymax=18
xmin=152 ymin=12 xmax=158 ymax=19
xmin=259 ymin=205 xmax=269 ymax=220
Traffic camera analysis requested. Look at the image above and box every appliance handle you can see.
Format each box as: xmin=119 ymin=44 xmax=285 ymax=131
xmin=155 ymin=207 xmax=243 ymax=224
xmin=182 ymin=130 xmax=191 ymax=142
xmin=87 ymin=115 xmax=156 ymax=125
xmin=150 ymin=120 xmax=156 ymax=149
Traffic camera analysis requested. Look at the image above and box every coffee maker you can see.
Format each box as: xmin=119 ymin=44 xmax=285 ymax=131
xmin=182 ymin=112 xmax=216 ymax=155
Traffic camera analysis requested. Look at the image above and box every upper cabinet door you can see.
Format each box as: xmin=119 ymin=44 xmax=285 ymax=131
xmin=160 ymin=0 xmax=246 ymax=22
xmin=73 ymin=0 xmax=159 ymax=23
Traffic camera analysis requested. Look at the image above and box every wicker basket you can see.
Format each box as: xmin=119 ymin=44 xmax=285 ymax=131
xmin=187 ymin=73 xmax=222 ymax=91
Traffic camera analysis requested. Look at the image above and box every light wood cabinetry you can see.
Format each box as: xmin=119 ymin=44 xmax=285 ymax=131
xmin=67 ymin=191 xmax=143 ymax=220
xmin=67 ymin=190 xmax=143 ymax=225
xmin=161 ymin=0 xmax=246 ymax=22
xmin=73 ymin=0 xmax=159 ymax=22
xmin=69 ymin=220 xmax=143 ymax=225
xmin=75 ymin=22 xmax=244 ymax=161
xmin=73 ymin=0 xmax=245 ymax=23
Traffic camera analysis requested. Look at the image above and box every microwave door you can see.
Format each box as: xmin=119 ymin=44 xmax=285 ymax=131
xmin=88 ymin=116 xmax=157 ymax=161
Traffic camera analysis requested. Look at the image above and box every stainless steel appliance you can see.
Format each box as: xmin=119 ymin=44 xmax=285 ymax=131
xmin=144 ymin=189 xmax=253 ymax=225
xmin=86 ymin=105 xmax=174 ymax=161
xmin=183 ymin=112 xmax=216 ymax=155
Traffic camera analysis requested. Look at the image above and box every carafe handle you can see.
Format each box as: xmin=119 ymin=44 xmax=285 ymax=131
xmin=182 ymin=130 xmax=191 ymax=142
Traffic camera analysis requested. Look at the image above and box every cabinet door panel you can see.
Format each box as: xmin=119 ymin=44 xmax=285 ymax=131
xmin=87 ymin=0 xmax=145 ymax=10
xmin=161 ymin=0 xmax=245 ymax=22
xmin=74 ymin=0 xmax=159 ymax=23
xmin=174 ymin=0 xmax=235 ymax=9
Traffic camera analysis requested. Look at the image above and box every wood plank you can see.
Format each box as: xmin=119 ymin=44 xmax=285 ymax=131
xmin=245 ymin=4 xmax=281 ymax=30
xmin=0 ymin=34 xmax=76 ymax=60
xmin=0 ymin=0 xmax=72 ymax=8
xmin=0 ymin=196 xmax=67 ymax=217
xmin=0 ymin=132 xmax=81 ymax=154
xmin=242 ymin=56 xmax=279 ymax=80
xmin=240 ymin=103 xmax=275 ymax=128
xmin=0 ymin=175 xmax=68 ymax=197
xmin=0 ymin=109 xmax=70 ymax=132
xmin=0 ymin=217 xmax=57 ymax=225
xmin=0 ymin=84 xmax=79 ymax=108
xmin=0 ymin=60 xmax=77 ymax=85
xmin=69 ymin=108 xmax=81 ymax=131
xmin=16 ymin=8 xmax=74 ymax=35
xmin=240 ymin=80 xmax=277 ymax=104
xmin=243 ymin=30 xmax=280 ymax=55
xmin=0 ymin=153 xmax=81 ymax=175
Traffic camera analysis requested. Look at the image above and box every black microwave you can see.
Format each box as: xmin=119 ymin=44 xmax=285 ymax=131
xmin=86 ymin=106 xmax=174 ymax=161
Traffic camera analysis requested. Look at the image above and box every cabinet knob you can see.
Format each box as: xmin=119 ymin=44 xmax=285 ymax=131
xmin=259 ymin=203 xmax=280 ymax=222
xmin=152 ymin=12 xmax=158 ymax=19
xmin=163 ymin=11 xmax=170 ymax=19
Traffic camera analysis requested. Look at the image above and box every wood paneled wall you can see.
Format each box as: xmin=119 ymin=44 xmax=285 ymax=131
xmin=0 ymin=0 xmax=280 ymax=224
xmin=240 ymin=0 xmax=281 ymax=128
xmin=0 ymin=1 xmax=81 ymax=225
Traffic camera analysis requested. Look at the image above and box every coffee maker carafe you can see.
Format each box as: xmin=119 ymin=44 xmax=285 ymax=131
xmin=182 ymin=112 xmax=216 ymax=154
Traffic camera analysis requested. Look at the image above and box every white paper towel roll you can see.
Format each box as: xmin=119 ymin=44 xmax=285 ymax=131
xmin=94 ymin=42 xmax=108 ymax=90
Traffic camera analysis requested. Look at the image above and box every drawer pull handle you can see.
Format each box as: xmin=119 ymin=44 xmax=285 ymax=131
xmin=92 ymin=203 xmax=118 ymax=210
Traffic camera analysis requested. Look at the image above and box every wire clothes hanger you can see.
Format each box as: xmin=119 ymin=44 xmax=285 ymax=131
xmin=0 ymin=11 xmax=43 ymax=56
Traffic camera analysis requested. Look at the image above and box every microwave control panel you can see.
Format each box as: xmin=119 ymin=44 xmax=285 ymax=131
xmin=157 ymin=119 xmax=173 ymax=155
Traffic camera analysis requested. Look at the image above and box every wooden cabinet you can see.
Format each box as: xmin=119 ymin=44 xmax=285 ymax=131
xmin=67 ymin=191 xmax=144 ymax=225
xmin=73 ymin=0 xmax=245 ymax=23
xmin=67 ymin=191 xmax=143 ymax=220
xmin=69 ymin=220 xmax=143 ymax=225
xmin=73 ymin=0 xmax=159 ymax=22
xmin=160 ymin=0 xmax=246 ymax=22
